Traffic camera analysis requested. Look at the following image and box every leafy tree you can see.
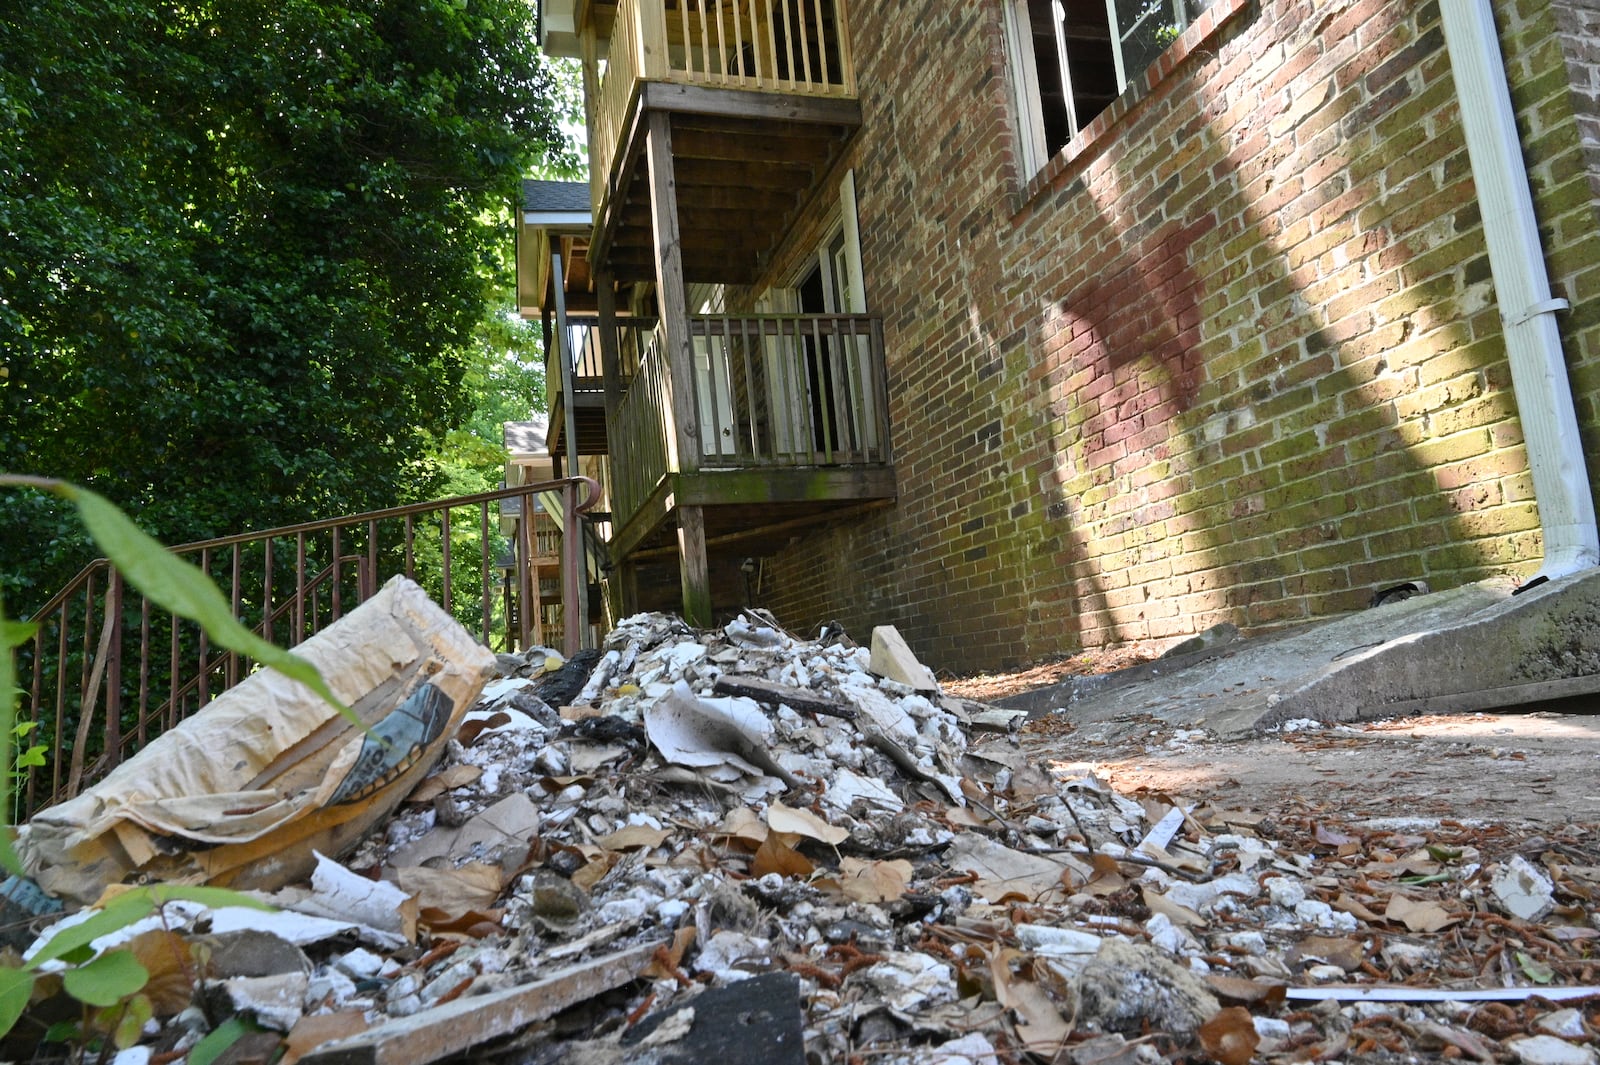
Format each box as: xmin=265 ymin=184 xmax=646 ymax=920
xmin=0 ymin=0 xmax=579 ymax=609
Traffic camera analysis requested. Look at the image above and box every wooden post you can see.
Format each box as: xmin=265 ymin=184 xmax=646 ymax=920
xmin=635 ymin=0 xmax=669 ymax=79
xmin=597 ymin=269 xmax=629 ymax=629
xmin=552 ymin=248 xmax=589 ymax=646
xmin=645 ymin=110 xmax=712 ymax=626
xmin=677 ymin=505 xmax=712 ymax=628
xmin=597 ymin=270 xmax=625 ymax=445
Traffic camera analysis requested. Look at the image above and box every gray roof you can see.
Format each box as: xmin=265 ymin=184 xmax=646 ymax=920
xmin=504 ymin=416 xmax=550 ymax=454
xmin=521 ymin=180 xmax=590 ymax=216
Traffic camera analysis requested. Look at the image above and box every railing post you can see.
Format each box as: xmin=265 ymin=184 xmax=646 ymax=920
xmin=103 ymin=569 xmax=123 ymax=774
xmin=519 ymin=492 xmax=536 ymax=651
xmin=562 ymin=479 xmax=583 ymax=654
xmin=635 ymin=0 xmax=669 ymax=79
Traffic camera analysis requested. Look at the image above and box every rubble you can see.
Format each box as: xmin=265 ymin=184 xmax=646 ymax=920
xmin=6 ymin=606 xmax=1600 ymax=1064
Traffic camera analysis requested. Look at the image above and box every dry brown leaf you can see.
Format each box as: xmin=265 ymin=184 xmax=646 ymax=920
xmin=1314 ymin=823 xmax=1360 ymax=847
xmin=945 ymin=806 xmax=988 ymax=829
xmin=126 ymin=930 xmax=198 ymax=1017
xmin=1142 ymin=885 xmax=1206 ymax=927
xmin=1204 ymin=974 xmax=1287 ymax=1008
xmin=1200 ymin=1005 xmax=1260 ymax=1065
xmin=1007 ymin=980 xmax=1071 ymax=1053
xmin=388 ymin=863 xmax=505 ymax=914
xmin=405 ymin=764 xmax=483 ymax=804
xmin=837 ymin=857 xmax=912 ymax=903
xmin=597 ymin=825 xmax=672 ymax=851
xmin=1291 ymin=935 xmax=1365 ymax=972
xmin=281 ymin=1012 xmax=370 ymax=1065
xmin=1384 ymin=893 xmax=1460 ymax=933
xmin=417 ymin=907 xmax=505 ymax=938
xmin=1331 ymin=892 xmax=1383 ymax=922
xmin=766 ymin=802 xmax=848 ymax=845
xmin=559 ymin=704 xmax=607 ymax=722
xmin=540 ymin=773 xmax=595 ymax=791
xmin=455 ymin=713 xmax=511 ymax=747
xmin=644 ymin=926 xmax=697 ymax=979
xmin=572 ymin=852 xmax=619 ymax=892
xmin=714 ymin=807 xmax=769 ymax=849
xmin=1083 ymin=852 xmax=1129 ymax=896
xmin=752 ymin=836 xmax=815 ymax=878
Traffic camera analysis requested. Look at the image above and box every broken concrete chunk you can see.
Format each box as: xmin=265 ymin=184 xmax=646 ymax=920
xmin=869 ymin=626 xmax=939 ymax=692
xmin=1491 ymin=855 xmax=1557 ymax=921
xmin=219 ymin=971 xmax=311 ymax=1032
xmin=1507 ymin=1035 xmax=1599 ymax=1065
xmin=1074 ymin=939 xmax=1221 ymax=1037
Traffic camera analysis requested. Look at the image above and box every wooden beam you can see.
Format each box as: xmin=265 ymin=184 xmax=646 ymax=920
xmin=619 ymin=202 xmax=795 ymax=233
xmin=298 ymin=942 xmax=661 ymax=1065
xmin=610 ymin=474 xmax=677 ymax=562
xmin=624 ymin=183 xmax=800 ymax=214
xmin=644 ymin=110 xmax=700 ymax=476
xmin=677 ymin=467 xmax=897 ymax=507
xmin=671 ymin=157 xmax=819 ymax=189
xmin=671 ymin=111 xmax=849 ymax=143
xmin=643 ymin=81 xmax=863 ymax=127
xmin=628 ymin=499 xmax=892 ymax=562
xmin=668 ymin=126 xmax=845 ymax=165
xmin=677 ymin=504 xmax=712 ymax=628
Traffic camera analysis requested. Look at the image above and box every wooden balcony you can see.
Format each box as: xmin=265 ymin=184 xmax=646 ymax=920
xmin=545 ymin=314 xmax=647 ymax=458
xmin=580 ymin=0 xmax=861 ymax=285
xmin=609 ymin=312 xmax=894 ymax=563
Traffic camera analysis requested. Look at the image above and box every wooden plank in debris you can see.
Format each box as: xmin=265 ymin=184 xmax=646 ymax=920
xmin=297 ymin=940 xmax=663 ymax=1065
xmin=712 ymin=674 xmax=857 ymax=720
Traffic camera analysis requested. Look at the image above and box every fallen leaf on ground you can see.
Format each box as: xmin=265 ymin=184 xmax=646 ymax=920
xmin=1200 ymin=1005 xmax=1261 ymax=1065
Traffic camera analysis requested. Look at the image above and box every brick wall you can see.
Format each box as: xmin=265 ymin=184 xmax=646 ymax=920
xmin=756 ymin=0 xmax=1600 ymax=672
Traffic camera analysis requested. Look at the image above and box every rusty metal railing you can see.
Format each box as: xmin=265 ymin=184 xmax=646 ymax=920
xmin=12 ymin=478 xmax=600 ymax=818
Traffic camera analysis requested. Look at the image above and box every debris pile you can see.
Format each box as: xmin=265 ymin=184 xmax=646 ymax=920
xmin=8 ymin=608 xmax=1600 ymax=1064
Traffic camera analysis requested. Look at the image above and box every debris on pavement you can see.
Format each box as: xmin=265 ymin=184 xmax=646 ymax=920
xmin=6 ymin=606 xmax=1600 ymax=1064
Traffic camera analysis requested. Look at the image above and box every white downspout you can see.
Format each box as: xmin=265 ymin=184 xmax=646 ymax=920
xmin=1439 ymin=0 xmax=1599 ymax=582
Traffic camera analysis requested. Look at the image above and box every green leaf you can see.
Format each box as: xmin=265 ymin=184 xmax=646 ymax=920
xmin=27 ymin=890 xmax=156 ymax=969
xmin=144 ymin=884 xmax=274 ymax=912
xmin=29 ymin=884 xmax=272 ymax=970
xmin=111 ymin=993 xmax=153 ymax=1049
xmin=15 ymin=747 xmax=45 ymax=769
xmin=0 ymin=966 xmax=36 ymax=1039
xmin=1516 ymin=951 xmax=1555 ymax=985
xmin=61 ymin=484 xmax=353 ymax=722
xmin=1425 ymin=845 xmax=1462 ymax=863
xmin=188 ymin=1017 xmax=254 ymax=1065
xmin=63 ymin=950 xmax=149 ymax=1007
xmin=43 ymin=1020 xmax=80 ymax=1043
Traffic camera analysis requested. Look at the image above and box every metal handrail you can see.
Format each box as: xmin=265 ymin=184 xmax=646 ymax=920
xmin=14 ymin=478 xmax=601 ymax=817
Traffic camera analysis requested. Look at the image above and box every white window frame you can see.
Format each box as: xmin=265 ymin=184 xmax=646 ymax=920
xmin=1005 ymin=0 xmax=1200 ymax=174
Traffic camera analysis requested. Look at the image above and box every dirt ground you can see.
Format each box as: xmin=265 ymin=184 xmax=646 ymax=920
xmin=947 ymin=653 xmax=1600 ymax=829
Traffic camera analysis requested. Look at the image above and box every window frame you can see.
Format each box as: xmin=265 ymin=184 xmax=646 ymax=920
xmin=1004 ymin=0 xmax=1210 ymax=177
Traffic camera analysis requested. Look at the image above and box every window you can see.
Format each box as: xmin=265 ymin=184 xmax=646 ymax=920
xmin=1005 ymin=0 xmax=1213 ymax=171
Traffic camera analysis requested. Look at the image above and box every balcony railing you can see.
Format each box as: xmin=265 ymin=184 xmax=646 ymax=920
xmin=611 ymin=313 xmax=889 ymax=526
xmin=545 ymin=315 xmax=649 ymax=420
xmin=591 ymin=0 xmax=855 ymax=206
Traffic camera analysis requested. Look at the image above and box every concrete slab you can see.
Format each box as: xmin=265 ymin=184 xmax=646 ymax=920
xmin=998 ymin=570 xmax=1600 ymax=739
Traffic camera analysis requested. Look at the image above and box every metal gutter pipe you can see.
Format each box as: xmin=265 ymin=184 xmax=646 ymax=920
xmin=1439 ymin=0 xmax=1599 ymax=582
